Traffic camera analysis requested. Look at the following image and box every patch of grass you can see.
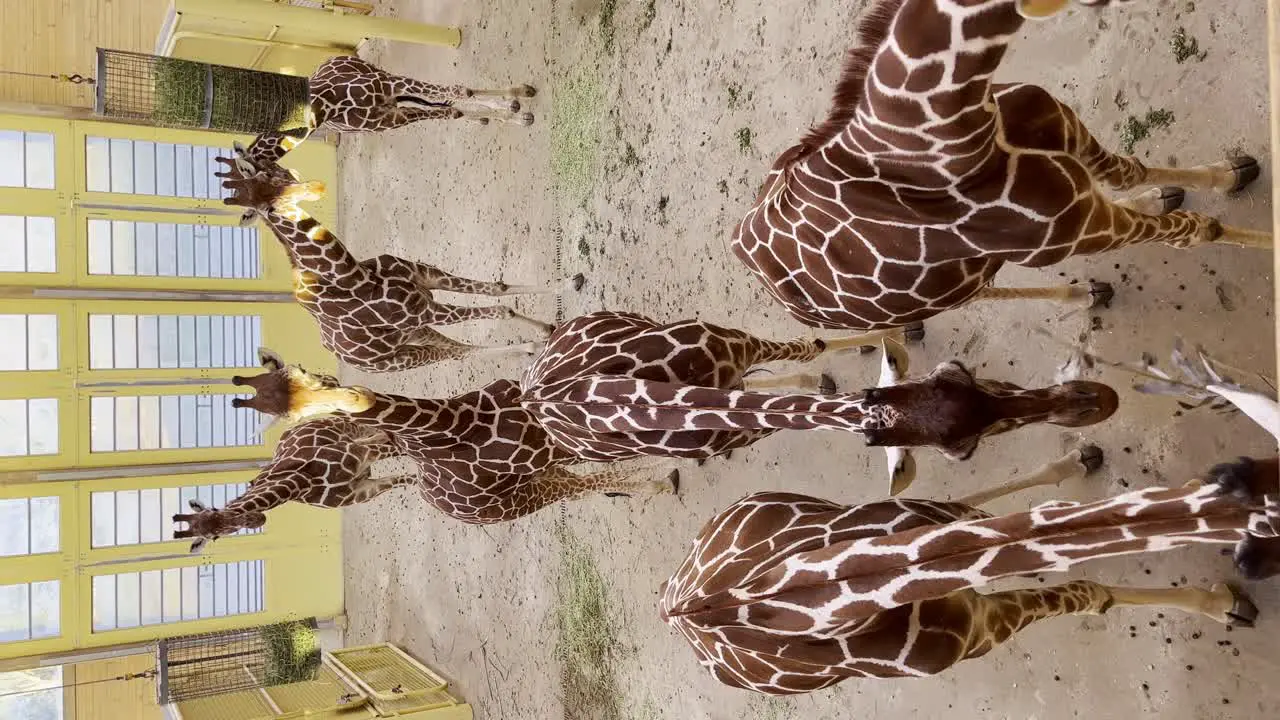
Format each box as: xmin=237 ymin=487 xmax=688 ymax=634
xmin=736 ymin=127 xmax=754 ymax=153
xmin=717 ymin=179 xmax=729 ymax=196
xmin=555 ymin=526 xmax=624 ymax=720
xmin=750 ymin=695 xmax=792 ymax=720
xmin=641 ymin=0 xmax=657 ymax=31
xmin=551 ymin=66 xmax=604 ymax=208
xmin=656 ymin=195 xmax=670 ymax=226
xmin=600 ymin=0 xmax=619 ymax=54
xmin=1119 ymin=109 xmax=1175 ymax=155
xmin=621 ymin=142 xmax=640 ymax=168
xmin=1170 ymin=27 xmax=1207 ymax=63
xmin=726 ymin=82 xmax=743 ymax=110
xmin=1112 ymin=89 xmax=1128 ymax=111
xmin=577 ymin=235 xmax=592 ymax=259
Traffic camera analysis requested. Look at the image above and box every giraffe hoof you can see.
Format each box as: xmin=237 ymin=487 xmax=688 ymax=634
xmin=517 ymin=112 xmax=535 ymax=127
xmin=1203 ymin=457 xmax=1259 ymax=505
xmin=1219 ymin=583 xmax=1259 ymax=628
xmin=818 ymin=373 xmax=837 ymax=395
xmin=1153 ymin=186 xmax=1186 ymax=214
xmin=695 ymin=458 xmax=707 ymax=468
xmin=515 ymin=84 xmax=537 ymax=98
xmin=1088 ymin=281 xmax=1114 ymax=309
xmin=902 ymin=321 xmax=926 ymax=343
xmin=1226 ymin=156 xmax=1261 ymax=194
xmin=666 ymin=469 xmax=681 ymax=495
xmin=571 ymin=273 xmax=586 ymax=292
xmin=477 ymin=117 xmax=491 ymax=126
xmin=603 ymin=492 xmax=631 ymax=498
xmin=1078 ymin=444 xmax=1104 ymax=474
xmin=857 ymin=345 xmax=876 ymax=355
xmin=508 ymin=100 xmax=522 ymax=113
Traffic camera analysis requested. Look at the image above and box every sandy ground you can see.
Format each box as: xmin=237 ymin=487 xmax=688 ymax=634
xmin=335 ymin=1 xmax=1279 ymax=718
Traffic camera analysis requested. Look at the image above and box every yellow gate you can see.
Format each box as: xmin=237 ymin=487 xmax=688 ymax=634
xmin=0 ymin=113 xmax=343 ymax=662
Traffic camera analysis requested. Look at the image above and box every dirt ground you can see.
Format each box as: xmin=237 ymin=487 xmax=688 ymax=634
xmin=335 ymin=1 xmax=1279 ymax=718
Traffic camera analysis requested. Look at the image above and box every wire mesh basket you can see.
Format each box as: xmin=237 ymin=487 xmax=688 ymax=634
xmin=95 ymin=48 xmax=310 ymax=134
xmin=156 ymin=618 xmax=323 ymax=704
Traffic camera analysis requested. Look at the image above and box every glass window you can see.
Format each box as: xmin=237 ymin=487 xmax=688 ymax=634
xmin=0 ymin=497 xmax=59 ymax=557
xmin=0 ymin=315 xmax=59 ymax=371
xmin=0 ymin=581 xmax=60 ymax=642
xmin=92 ymin=560 xmax=264 ymax=631
xmin=92 ymin=482 xmax=257 ymax=548
xmin=86 ymin=136 xmax=231 ymax=199
xmin=0 ymin=666 xmax=63 ymax=720
xmin=0 ymin=131 xmax=55 ymax=189
xmin=0 ymin=216 xmax=58 ymax=274
xmin=85 ymin=219 xmax=261 ymax=279
xmin=0 ymin=398 xmax=59 ymax=457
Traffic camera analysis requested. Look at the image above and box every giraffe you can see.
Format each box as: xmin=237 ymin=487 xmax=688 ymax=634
xmin=517 ymin=310 xmax=1118 ymax=493
xmin=213 ymin=156 xmax=582 ymax=373
xmin=172 ymin=414 xmax=410 ymax=553
xmin=730 ymin=0 xmax=1270 ymax=332
xmin=212 ymin=347 xmax=680 ymax=526
xmin=230 ymin=55 xmax=533 ymax=182
xmin=660 ymin=452 xmax=1279 ymax=694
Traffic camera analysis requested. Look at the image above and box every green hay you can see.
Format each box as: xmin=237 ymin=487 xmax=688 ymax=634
xmin=551 ymin=66 xmax=604 ymax=208
xmin=151 ymin=57 xmax=309 ymax=133
xmin=555 ymin=526 xmax=624 ymax=720
xmin=260 ymin=620 xmax=321 ymax=686
xmin=1118 ymin=109 xmax=1175 ymax=155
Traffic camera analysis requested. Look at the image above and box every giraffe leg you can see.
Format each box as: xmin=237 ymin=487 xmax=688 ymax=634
xmin=969 ymin=283 xmax=1114 ymax=309
xmin=543 ymin=463 xmax=681 ymax=501
xmin=1099 ymin=200 xmax=1272 ymax=250
xmin=418 ymin=265 xmax=586 ymax=296
xmin=954 ymin=445 xmax=1102 ymax=509
xmin=743 ymin=372 xmax=837 ymax=394
xmin=820 ymin=325 xmax=924 ymax=353
xmin=425 ymin=302 xmax=555 ymax=336
xmin=347 ymin=474 xmax=418 ymax=504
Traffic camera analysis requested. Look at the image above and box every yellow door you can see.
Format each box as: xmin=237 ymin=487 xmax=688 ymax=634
xmin=0 ymin=114 xmax=343 ymax=662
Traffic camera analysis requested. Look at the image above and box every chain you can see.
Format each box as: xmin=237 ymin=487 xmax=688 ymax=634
xmin=0 ymin=668 xmax=155 ymax=700
xmin=0 ymin=69 xmax=96 ymax=85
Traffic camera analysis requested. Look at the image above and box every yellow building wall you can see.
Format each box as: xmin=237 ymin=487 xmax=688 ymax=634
xmin=0 ymin=0 xmax=170 ymax=107
xmin=74 ymin=653 xmax=164 ymax=720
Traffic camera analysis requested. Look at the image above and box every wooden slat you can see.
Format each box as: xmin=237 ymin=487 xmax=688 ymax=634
xmin=0 ymin=0 xmax=171 ymax=107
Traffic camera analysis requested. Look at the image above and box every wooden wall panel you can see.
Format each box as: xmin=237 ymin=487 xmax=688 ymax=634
xmin=0 ymin=0 xmax=170 ymax=107
xmin=74 ymin=653 xmax=165 ymax=720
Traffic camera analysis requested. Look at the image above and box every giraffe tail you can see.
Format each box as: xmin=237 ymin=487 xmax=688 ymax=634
xmin=661 ymin=466 xmax=1275 ymax=635
xmin=522 ymin=376 xmax=877 ymax=435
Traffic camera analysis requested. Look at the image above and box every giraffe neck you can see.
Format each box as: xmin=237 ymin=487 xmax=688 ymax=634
xmin=224 ymin=473 xmax=298 ymax=515
xmin=260 ymin=206 xmax=364 ymax=290
xmin=526 ymin=377 xmax=890 ymax=434
xmin=341 ymin=393 xmax=476 ymax=450
xmin=664 ymin=483 xmax=1272 ymax=628
xmin=830 ymin=0 xmax=1025 ymax=182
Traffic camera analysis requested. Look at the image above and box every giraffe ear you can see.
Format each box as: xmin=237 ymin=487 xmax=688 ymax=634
xmin=257 ymin=347 xmax=285 ymax=372
xmin=187 ymin=499 xmax=208 ymax=512
xmin=248 ymin=414 xmax=282 ymax=443
xmin=931 ymin=361 xmax=975 ymax=386
xmin=189 ymin=537 xmax=208 ymax=554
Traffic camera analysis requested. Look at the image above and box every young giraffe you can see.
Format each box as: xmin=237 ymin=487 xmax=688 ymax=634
xmin=232 ymin=56 xmax=532 ymax=178
xmin=213 ymin=157 xmax=581 ymax=373
xmin=172 ymin=413 xmax=410 ymax=553
xmin=517 ymin=310 xmax=1118 ymax=493
xmin=198 ymin=347 xmax=679 ymax=528
xmin=731 ymin=0 xmax=1270 ymax=332
xmin=661 ymin=453 xmax=1279 ymax=694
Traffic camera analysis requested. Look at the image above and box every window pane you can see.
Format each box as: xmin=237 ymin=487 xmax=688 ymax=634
xmin=0 ymin=400 xmax=28 ymax=456
xmin=116 ymin=572 xmax=141 ymax=629
xmin=0 ymin=216 xmax=23 ymax=273
xmin=90 ymin=396 xmax=115 ymax=452
xmin=162 ymin=568 xmax=182 ymax=622
xmin=30 ymin=581 xmax=59 ymax=639
xmin=92 ymin=575 xmax=117 ymax=631
xmin=133 ymin=141 xmax=156 ymax=195
xmin=0 ymin=499 xmax=28 ymax=556
xmin=0 ymin=315 xmax=26 ymax=370
xmin=85 ymin=136 xmax=110 ymax=192
xmin=157 ymin=223 xmax=177 ymax=276
xmin=113 ymin=314 xmax=138 ymax=369
xmin=26 ymin=216 xmax=56 ymax=273
xmin=155 ymin=143 xmax=176 ymax=195
xmin=88 ymin=314 xmax=114 ymax=369
xmin=27 ymin=314 xmax=58 ymax=371
xmin=24 ymin=133 xmax=55 ymax=189
xmin=177 ymin=225 xmax=194 ymax=277
xmin=160 ymin=395 xmax=180 ymax=448
xmin=111 ymin=220 xmax=135 ymax=275
xmin=174 ymin=144 xmax=193 ymax=197
xmin=91 ymin=492 xmax=115 ymax=548
xmin=0 ymin=666 xmax=62 ymax=720
xmin=87 ymin=219 xmax=112 ymax=275
xmin=0 ymin=132 xmax=25 ymax=187
xmin=115 ymin=490 xmax=140 ymax=545
xmin=140 ymin=571 xmax=163 ymax=626
xmin=0 ymin=583 xmax=29 ymax=641
xmin=109 ymin=139 xmax=134 ymax=194
xmin=139 ymin=396 xmax=161 ymax=450
xmin=135 ymin=223 xmax=157 ymax=276
xmin=179 ymin=396 xmax=198 ymax=448
xmin=137 ymin=315 xmax=159 ymax=368
xmin=158 ymin=315 xmax=178 ymax=368
xmin=198 ymin=566 xmax=213 ymax=618
xmin=114 ymin=396 xmax=139 ymax=452
xmin=28 ymin=398 xmax=58 ymax=456
xmin=29 ymin=497 xmax=59 ymax=554
xmin=161 ymin=489 xmax=180 ymax=541
xmin=140 ymin=489 xmax=161 ymax=544
xmin=181 ymin=567 xmax=198 ymax=621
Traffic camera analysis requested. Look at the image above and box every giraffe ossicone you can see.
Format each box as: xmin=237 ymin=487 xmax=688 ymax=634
xmin=732 ymin=0 xmax=1269 ymax=332
xmin=662 ymin=453 xmax=1278 ymax=694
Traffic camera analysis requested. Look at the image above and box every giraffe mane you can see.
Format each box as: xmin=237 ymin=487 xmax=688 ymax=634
xmin=794 ymin=0 xmax=907 ymax=158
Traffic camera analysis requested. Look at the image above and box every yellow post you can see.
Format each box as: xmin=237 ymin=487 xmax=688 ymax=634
xmin=176 ymin=0 xmax=463 ymax=48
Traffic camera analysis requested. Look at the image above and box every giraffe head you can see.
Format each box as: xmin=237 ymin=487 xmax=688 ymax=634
xmin=172 ymin=499 xmax=266 ymax=554
xmin=1018 ymin=0 xmax=1129 ymax=19
xmin=230 ymin=347 xmax=374 ymax=426
xmin=215 ymin=146 xmax=326 ymax=227
xmin=862 ymin=361 xmax=1119 ymax=461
